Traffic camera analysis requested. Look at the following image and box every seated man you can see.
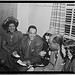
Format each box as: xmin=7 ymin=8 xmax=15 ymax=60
xmin=47 ymin=34 xmax=64 ymax=71
xmin=19 ymin=25 xmax=43 ymax=71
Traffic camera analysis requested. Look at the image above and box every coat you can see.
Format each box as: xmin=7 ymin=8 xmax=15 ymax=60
xmin=63 ymin=55 xmax=75 ymax=73
xmin=0 ymin=31 xmax=23 ymax=70
xmin=20 ymin=35 xmax=43 ymax=65
xmin=47 ymin=50 xmax=64 ymax=71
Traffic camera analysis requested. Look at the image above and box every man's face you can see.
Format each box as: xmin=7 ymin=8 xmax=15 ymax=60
xmin=49 ymin=41 xmax=60 ymax=51
xmin=28 ymin=28 xmax=37 ymax=41
xmin=49 ymin=35 xmax=60 ymax=51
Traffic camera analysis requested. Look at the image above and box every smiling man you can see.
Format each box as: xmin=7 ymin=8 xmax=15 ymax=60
xmin=19 ymin=25 xmax=43 ymax=71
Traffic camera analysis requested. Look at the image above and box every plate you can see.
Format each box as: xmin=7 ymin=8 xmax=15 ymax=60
xmin=17 ymin=59 xmax=26 ymax=66
xmin=13 ymin=53 xmax=20 ymax=58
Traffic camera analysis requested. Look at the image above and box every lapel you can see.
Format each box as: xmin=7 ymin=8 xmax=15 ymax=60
xmin=24 ymin=38 xmax=30 ymax=58
xmin=29 ymin=40 xmax=35 ymax=50
xmin=24 ymin=37 xmax=35 ymax=58
xmin=29 ymin=36 xmax=36 ymax=52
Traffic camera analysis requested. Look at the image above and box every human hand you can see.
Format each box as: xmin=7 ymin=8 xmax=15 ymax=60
xmin=39 ymin=51 xmax=46 ymax=57
xmin=22 ymin=61 xmax=27 ymax=64
xmin=26 ymin=60 xmax=31 ymax=66
xmin=23 ymin=60 xmax=31 ymax=66
xmin=17 ymin=59 xmax=26 ymax=66
xmin=12 ymin=51 xmax=20 ymax=58
xmin=12 ymin=51 xmax=17 ymax=55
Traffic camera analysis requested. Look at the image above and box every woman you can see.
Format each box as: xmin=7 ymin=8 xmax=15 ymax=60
xmin=62 ymin=39 xmax=75 ymax=73
xmin=41 ymin=33 xmax=52 ymax=66
xmin=0 ymin=17 xmax=23 ymax=71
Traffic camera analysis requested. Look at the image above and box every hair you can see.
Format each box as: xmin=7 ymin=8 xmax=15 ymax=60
xmin=64 ymin=39 xmax=75 ymax=56
xmin=52 ymin=34 xmax=63 ymax=48
xmin=28 ymin=25 xmax=37 ymax=32
xmin=51 ymin=34 xmax=68 ymax=60
xmin=2 ymin=16 xmax=19 ymax=31
xmin=48 ymin=34 xmax=64 ymax=52
xmin=43 ymin=33 xmax=52 ymax=41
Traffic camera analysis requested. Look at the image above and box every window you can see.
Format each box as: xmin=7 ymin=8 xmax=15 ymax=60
xmin=50 ymin=3 xmax=75 ymax=40
xmin=65 ymin=9 xmax=72 ymax=35
xmin=50 ymin=3 xmax=66 ymax=35
xmin=65 ymin=3 xmax=75 ymax=39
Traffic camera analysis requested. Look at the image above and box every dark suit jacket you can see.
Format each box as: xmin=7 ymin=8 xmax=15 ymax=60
xmin=20 ymin=35 xmax=43 ymax=64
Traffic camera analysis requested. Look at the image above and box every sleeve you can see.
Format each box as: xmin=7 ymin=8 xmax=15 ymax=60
xmin=43 ymin=40 xmax=49 ymax=51
xmin=30 ymin=40 xmax=43 ymax=64
xmin=2 ymin=32 xmax=7 ymax=41
xmin=19 ymin=36 xmax=27 ymax=61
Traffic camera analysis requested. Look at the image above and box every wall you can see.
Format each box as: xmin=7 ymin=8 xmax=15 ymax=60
xmin=0 ymin=3 xmax=17 ymax=34
xmin=28 ymin=3 xmax=52 ymax=36
xmin=17 ymin=3 xmax=30 ymax=34
xmin=17 ymin=3 xmax=53 ymax=36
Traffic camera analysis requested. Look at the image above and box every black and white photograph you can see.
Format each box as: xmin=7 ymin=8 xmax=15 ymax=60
xmin=0 ymin=2 xmax=74 ymax=74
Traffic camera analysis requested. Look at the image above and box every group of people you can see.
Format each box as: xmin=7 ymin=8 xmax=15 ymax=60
xmin=0 ymin=16 xmax=75 ymax=73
